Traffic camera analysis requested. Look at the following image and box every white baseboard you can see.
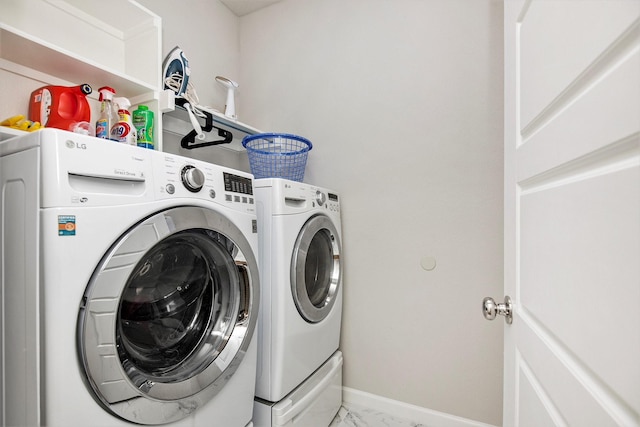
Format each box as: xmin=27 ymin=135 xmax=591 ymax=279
xmin=341 ymin=387 xmax=498 ymax=427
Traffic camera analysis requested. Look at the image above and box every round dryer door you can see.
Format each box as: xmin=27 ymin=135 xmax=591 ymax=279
xmin=290 ymin=214 xmax=341 ymax=323
xmin=78 ymin=206 xmax=259 ymax=425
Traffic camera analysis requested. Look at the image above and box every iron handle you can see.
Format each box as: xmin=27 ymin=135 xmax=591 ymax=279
xmin=482 ymin=296 xmax=513 ymax=324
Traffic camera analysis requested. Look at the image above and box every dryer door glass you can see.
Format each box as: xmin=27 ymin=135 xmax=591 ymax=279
xmin=305 ymin=229 xmax=334 ymax=307
xmin=78 ymin=206 xmax=259 ymax=425
xmin=291 ymin=215 xmax=341 ymax=323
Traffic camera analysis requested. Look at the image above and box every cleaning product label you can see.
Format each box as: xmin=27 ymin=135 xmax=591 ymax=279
xmin=110 ymin=109 xmax=137 ymax=145
xmin=137 ymin=140 xmax=154 ymax=149
xmin=96 ymin=119 xmax=109 ymax=139
xmin=133 ymin=106 xmax=154 ymax=149
xmin=38 ymin=89 xmax=52 ymax=125
xmin=111 ymin=122 xmax=133 ymax=142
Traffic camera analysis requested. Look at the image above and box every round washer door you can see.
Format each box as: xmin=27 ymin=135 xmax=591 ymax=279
xmin=78 ymin=206 xmax=259 ymax=425
xmin=290 ymin=214 xmax=341 ymax=323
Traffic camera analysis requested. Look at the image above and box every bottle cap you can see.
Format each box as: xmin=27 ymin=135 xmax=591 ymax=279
xmin=78 ymin=84 xmax=93 ymax=95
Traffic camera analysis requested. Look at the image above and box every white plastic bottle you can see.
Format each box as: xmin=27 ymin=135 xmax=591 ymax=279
xmin=110 ymin=97 xmax=137 ymax=145
xmin=95 ymin=86 xmax=117 ymax=140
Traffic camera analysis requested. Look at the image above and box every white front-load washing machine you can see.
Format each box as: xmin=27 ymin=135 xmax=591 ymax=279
xmin=0 ymin=128 xmax=259 ymax=426
xmin=252 ymin=178 xmax=343 ymax=427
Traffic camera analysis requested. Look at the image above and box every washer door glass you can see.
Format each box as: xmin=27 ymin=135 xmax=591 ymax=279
xmin=118 ymin=230 xmax=238 ymax=381
xmin=290 ymin=215 xmax=341 ymax=323
xmin=78 ymin=206 xmax=259 ymax=425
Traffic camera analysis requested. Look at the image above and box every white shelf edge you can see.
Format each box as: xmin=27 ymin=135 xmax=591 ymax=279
xmin=209 ymin=109 xmax=262 ymax=136
xmin=162 ymin=93 xmax=263 ymax=152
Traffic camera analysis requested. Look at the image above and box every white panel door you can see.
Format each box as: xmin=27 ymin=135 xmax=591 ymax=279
xmin=503 ymin=0 xmax=640 ymax=425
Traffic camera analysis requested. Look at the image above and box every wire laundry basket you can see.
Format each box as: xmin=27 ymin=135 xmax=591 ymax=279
xmin=242 ymin=133 xmax=313 ymax=182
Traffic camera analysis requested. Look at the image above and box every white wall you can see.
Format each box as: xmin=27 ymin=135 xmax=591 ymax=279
xmin=238 ymin=1 xmax=504 ymax=425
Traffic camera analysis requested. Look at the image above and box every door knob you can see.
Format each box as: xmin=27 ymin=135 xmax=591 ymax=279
xmin=482 ymin=296 xmax=513 ymax=324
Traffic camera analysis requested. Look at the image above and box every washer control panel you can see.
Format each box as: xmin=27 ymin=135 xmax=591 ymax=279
xmin=154 ymin=152 xmax=254 ymax=211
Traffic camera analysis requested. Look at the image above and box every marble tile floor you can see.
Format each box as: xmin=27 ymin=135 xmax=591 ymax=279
xmin=329 ymin=403 xmax=429 ymax=427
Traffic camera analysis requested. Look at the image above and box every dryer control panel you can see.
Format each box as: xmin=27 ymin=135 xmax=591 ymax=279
xmin=325 ymin=191 xmax=340 ymax=213
xmin=313 ymin=188 xmax=340 ymax=215
xmin=254 ymin=178 xmax=340 ymax=217
xmin=307 ymin=185 xmax=340 ymax=213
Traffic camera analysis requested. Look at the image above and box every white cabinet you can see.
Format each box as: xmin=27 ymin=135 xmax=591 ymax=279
xmin=0 ymin=0 xmax=166 ymax=148
xmin=0 ymin=0 xmax=263 ymax=151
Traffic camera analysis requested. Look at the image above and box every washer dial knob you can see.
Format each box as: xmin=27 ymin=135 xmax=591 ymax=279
xmin=315 ymin=190 xmax=326 ymax=206
xmin=181 ymin=165 xmax=205 ymax=192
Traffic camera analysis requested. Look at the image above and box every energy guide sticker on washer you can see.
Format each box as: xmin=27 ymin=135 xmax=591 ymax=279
xmin=58 ymin=215 xmax=76 ymax=236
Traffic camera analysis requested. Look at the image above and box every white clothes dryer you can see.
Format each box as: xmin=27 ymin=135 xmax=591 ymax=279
xmin=253 ymin=178 xmax=343 ymax=426
xmin=0 ymin=128 xmax=260 ymax=426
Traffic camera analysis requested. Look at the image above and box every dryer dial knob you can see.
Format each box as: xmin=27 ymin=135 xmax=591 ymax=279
xmin=315 ymin=190 xmax=326 ymax=206
xmin=181 ymin=165 xmax=205 ymax=192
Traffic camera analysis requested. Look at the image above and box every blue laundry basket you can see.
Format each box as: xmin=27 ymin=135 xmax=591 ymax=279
xmin=242 ymin=133 xmax=313 ymax=182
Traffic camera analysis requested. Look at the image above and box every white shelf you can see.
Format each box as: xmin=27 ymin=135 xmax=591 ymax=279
xmin=44 ymin=0 xmax=158 ymax=40
xmin=0 ymin=25 xmax=156 ymax=99
xmin=163 ymin=103 xmax=262 ymax=152
xmin=1 ymin=0 xmax=161 ymax=86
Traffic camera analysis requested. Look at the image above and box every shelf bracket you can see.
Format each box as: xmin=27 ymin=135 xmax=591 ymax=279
xmin=176 ymin=99 xmax=233 ymax=149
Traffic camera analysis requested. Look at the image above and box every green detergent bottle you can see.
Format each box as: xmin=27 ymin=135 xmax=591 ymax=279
xmin=133 ymin=105 xmax=154 ymax=149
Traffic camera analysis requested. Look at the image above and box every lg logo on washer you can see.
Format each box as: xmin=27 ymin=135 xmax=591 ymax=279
xmin=65 ymin=139 xmax=87 ymax=149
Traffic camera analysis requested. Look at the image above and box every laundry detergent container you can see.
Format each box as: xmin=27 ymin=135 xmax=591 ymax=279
xmin=242 ymin=133 xmax=312 ymax=182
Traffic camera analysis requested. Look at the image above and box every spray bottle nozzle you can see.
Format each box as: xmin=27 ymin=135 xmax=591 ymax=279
xmin=113 ymin=97 xmax=131 ymax=112
xmin=98 ymin=86 xmax=116 ymax=102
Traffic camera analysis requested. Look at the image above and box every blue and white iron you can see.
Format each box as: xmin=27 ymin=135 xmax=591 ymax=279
xmin=162 ymin=47 xmax=205 ymax=140
xmin=162 ymin=46 xmax=190 ymax=97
